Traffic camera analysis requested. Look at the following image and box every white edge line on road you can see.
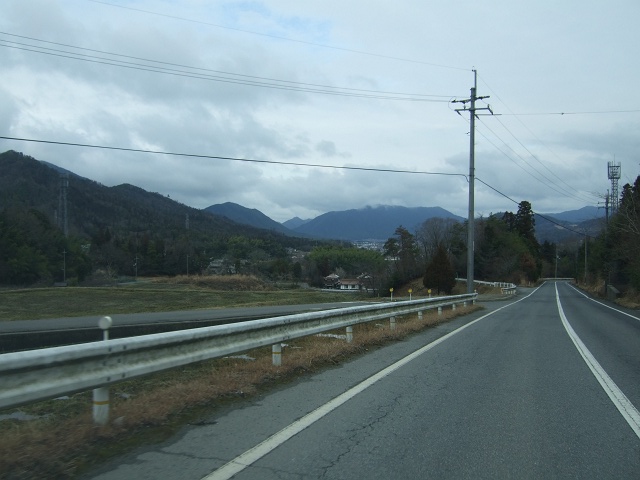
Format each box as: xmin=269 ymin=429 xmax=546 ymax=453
xmin=203 ymin=287 xmax=541 ymax=480
xmin=555 ymin=283 xmax=640 ymax=439
xmin=567 ymin=283 xmax=640 ymax=323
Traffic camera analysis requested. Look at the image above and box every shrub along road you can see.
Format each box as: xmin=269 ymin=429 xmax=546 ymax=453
xmin=84 ymin=282 xmax=640 ymax=479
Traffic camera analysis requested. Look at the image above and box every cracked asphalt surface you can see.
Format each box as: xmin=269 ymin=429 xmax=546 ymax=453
xmin=84 ymin=283 xmax=640 ymax=479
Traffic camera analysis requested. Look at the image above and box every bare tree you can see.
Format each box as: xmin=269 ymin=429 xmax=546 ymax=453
xmin=415 ymin=218 xmax=460 ymax=261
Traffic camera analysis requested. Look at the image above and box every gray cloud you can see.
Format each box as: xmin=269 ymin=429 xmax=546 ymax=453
xmin=1 ymin=0 xmax=638 ymax=224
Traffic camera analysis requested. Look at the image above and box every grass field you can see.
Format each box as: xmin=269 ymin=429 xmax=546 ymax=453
xmin=0 ymin=275 xmax=372 ymax=321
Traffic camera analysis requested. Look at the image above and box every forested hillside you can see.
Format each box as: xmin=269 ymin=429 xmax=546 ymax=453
xmin=2 ymin=149 xmax=631 ymax=298
xmin=0 ymin=150 xmax=319 ymax=285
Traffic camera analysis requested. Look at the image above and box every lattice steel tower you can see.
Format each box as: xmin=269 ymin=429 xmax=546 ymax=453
xmin=608 ymin=161 xmax=621 ymax=213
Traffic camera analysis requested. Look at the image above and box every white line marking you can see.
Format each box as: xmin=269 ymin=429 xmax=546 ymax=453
xmin=566 ymin=282 xmax=640 ymax=322
xmin=555 ymin=283 xmax=640 ymax=439
xmin=203 ymin=288 xmax=540 ymax=480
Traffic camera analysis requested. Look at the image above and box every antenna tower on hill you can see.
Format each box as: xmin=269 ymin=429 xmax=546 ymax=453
xmin=607 ymin=160 xmax=621 ymax=214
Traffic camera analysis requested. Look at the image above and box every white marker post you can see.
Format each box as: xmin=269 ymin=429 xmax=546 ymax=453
xmin=93 ymin=316 xmax=112 ymax=426
xmin=272 ymin=343 xmax=282 ymax=366
xmin=346 ymin=326 xmax=353 ymax=343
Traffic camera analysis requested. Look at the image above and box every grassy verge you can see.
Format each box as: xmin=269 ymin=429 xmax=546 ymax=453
xmin=0 ymin=300 xmax=482 ymax=479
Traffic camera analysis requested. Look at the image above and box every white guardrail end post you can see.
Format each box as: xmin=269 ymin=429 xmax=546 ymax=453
xmin=93 ymin=316 xmax=112 ymax=425
xmin=346 ymin=326 xmax=353 ymax=343
xmin=272 ymin=343 xmax=282 ymax=366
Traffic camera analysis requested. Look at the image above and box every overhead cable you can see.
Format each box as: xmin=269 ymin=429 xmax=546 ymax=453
xmin=0 ymin=135 xmax=598 ymax=238
xmin=0 ymin=32 xmax=455 ymax=102
xmin=0 ymin=135 xmax=467 ymax=179
xmin=499 ymin=109 xmax=640 ymax=116
xmin=0 ymin=43 xmax=445 ymax=101
xmin=87 ymin=0 xmax=470 ymax=72
xmin=476 ymin=117 xmax=596 ymax=204
xmin=475 ymin=177 xmax=599 ymax=239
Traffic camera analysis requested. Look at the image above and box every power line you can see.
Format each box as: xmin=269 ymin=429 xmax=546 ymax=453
xmin=0 ymin=42 xmax=452 ymax=102
xmin=499 ymin=109 xmax=640 ymax=116
xmin=87 ymin=0 xmax=470 ymax=72
xmin=475 ymin=74 xmax=600 ymax=204
xmin=454 ymin=111 xmax=586 ymax=204
xmin=489 ymin=113 xmax=596 ymax=204
xmin=0 ymin=135 xmax=468 ymax=179
xmin=0 ymin=32 xmax=456 ymax=102
xmin=478 ymin=74 xmax=626 ymax=202
xmin=476 ymin=117 xmax=596 ymax=204
xmin=475 ymin=177 xmax=599 ymax=239
xmin=0 ymin=135 xmax=597 ymax=239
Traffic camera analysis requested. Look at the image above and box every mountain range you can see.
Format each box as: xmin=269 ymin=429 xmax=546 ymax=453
xmin=0 ymin=150 xmax=302 ymax=247
xmin=291 ymin=205 xmax=462 ymax=241
xmin=1 ymin=150 xmax=605 ymax=245
xmin=205 ymin=201 xmax=605 ymax=244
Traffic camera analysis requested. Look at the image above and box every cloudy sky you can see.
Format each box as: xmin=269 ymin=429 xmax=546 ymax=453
xmin=1 ymin=0 xmax=638 ymax=223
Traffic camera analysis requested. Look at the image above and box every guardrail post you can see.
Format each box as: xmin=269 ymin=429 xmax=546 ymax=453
xmin=272 ymin=343 xmax=282 ymax=366
xmin=418 ymin=311 xmax=423 ymax=321
xmin=452 ymin=303 xmax=456 ymax=311
xmin=93 ymin=316 xmax=112 ymax=426
xmin=438 ymin=306 xmax=442 ymax=316
xmin=390 ymin=316 xmax=396 ymax=331
xmin=463 ymin=301 xmax=467 ymax=308
xmin=346 ymin=326 xmax=353 ymax=343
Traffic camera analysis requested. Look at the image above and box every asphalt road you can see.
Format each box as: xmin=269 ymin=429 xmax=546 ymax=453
xmin=85 ymin=282 xmax=640 ymax=479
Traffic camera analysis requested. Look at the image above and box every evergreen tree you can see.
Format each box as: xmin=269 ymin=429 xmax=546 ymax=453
xmin=423 ymin=244 xmax=456 ymax=294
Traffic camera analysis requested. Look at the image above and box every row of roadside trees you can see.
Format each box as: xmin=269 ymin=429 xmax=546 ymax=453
xmin=10 ymin=179 xmax=640 ymax=299
xmin=305 ymin=200 xmax=544 ymax=296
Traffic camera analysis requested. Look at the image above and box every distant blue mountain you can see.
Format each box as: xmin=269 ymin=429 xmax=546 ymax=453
xmin=204 ymin=202 xmax=293 ymax=235
xmin=291 ymin=205 xmax=464 ymax=241
xmin=542 ymin=206 xmax=604 ymax=223
xmin=202 ymin=202 xmax=604 ymax=244
xmin=282 ymin=217 xmax=311 ymax=229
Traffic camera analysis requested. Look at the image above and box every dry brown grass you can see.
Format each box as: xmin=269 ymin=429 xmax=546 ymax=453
xmin=0 ymin=304 xmax=481 ymax=479
xmin=615 ymin=287 xmax=640 ymax=308
xmin=151 ymin=274 xmax=271 ymax=291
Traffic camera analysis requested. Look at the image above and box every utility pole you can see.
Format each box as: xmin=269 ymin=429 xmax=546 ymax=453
xmin=59 ymin=173 xmax=69 ymax=237
xmin=584 ymin=233 xmax=588 ymax=285
xmin=453 ymin=70 xmax=493 ymax=293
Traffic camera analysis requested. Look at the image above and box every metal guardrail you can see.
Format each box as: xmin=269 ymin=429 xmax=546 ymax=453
xmin=0 ymin=293 xmax=476 ymax=421
xmin=457 ymin=278 xmax=517 ymax=292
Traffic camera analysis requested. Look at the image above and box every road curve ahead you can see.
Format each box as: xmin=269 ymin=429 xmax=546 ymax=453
xmin=87 ymin=282 xmax=640 ymax=479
